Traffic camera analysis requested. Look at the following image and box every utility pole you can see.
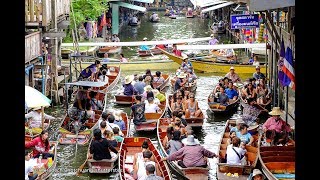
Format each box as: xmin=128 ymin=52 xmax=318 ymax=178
xmin=51 ymin=0 xmax=59 ymax=104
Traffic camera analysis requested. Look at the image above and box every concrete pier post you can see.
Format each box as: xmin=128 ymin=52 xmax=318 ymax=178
xmin=112 ymin=3 xmax=119 ymax=35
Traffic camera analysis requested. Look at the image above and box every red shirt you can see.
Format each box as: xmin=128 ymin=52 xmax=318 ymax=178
xmin=25 ymin=136 xmax=50 ymax=157
xmin=262 ymin=116 xmax=291 ymax=133
xmin=173 ymin=49 xmax=182 ymax=57
xmin=156 ymin=44 xmax=165 ymax=49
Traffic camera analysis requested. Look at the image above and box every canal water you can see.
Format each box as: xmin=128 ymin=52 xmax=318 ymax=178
xmin=49 ymin=12 xmax=253 ymax=180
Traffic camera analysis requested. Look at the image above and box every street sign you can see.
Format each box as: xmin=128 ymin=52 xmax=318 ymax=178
xmin=230 ymin=14 xmax=260 ymax=29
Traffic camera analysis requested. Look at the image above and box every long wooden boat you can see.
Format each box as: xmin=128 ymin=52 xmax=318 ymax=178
xmin=119 ymin=137 xmax=172 ymax=180
xmin=85 ymin=111 xmax=130 ymax=174
xmin=138 ymin=47 xmax=163 ymax=57
xmin=207 ymin=93 xmax=240 ymax=114
xmin=168 ymin=94 xmax=204 ymax=127
xmin=211 ymin=50 xmax=237 ymax=62
xmin=98 ymin=46 xmax=122 ymax=54
xmin=216 ymin=120 xmax=261 ymax=180
xmin=27 ymin=141 xmax=58 ymax=180
xmin=115 ymin=74 xmax=169 ymax=105
xmin=258 ymin=136 xmax=295 ymax=180
xmin=158 ymin=48 xmax=267 ymax=74
xmin=157 ymin=117 xmax=209 ymax=179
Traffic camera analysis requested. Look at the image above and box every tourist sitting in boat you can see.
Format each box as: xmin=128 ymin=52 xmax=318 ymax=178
xmin=133 ymin=150 xmax=160 ymax=179
xmin=227 ymin=130 xmax=237 ymax=146
xmin=132 ymin=140 xmax=155 ymax=172
xmin=226 ymin=137 xmax=247 ymax=165
xmin=123 ymin=75 xmax=136 ymax=96
xmin=256 ymin=79 xmax=271 ymax=106
xmin=225 ymin=67 xmax=242 ymax=83
xmin=139 ymin=37 xmax=150 ymax=50
xmin=145 ymin=92 xmax=162 ymax=113
xmin=250 ymin=169 xmax=265 ymax=180
xmin=210 ymin=86 xmax=229 ymax=106
xmin=172 ymin=118 xmax=187 ymax=138
xmin=98 ymin=112 xmax=112 ymax=130
xmin=243 ymin=82 xmax=257 ymax=99
xmin=145 ymin=164 xmax=163 ymax=180
xmin=236 ymin=123 xmax=254 ymax=146
xmin=152 ymin=89 xmax=165 ymax=103
xmin=79 ymin=60 xmax=102 ymax=81
xmin=174 ymin=110 xmax=188 ymax=127
xmin=241 ymin=97 xmax=267 ymax=126
xmin=262 ymin=107 xmax=292 ymax=145
xmin=186 ymin=69 xmax=197 ymax=84
xmin=25 ymin=107 xmax=55 ymax=128
xmin=252 ymin=55 xmax=260 ymax=66
xmin=130 ymin=95 xmax=147 ymax=125
xmin=98 ymin=69 xmax=109 ymax=83
xmin=172 ymin=45 xmax=182 ymax=56
xmin=142 ymin=85 xmax=153 ymax=102
xmin=134 ymin=76 xmax=146 ymax=95
xmin=99 ymin=121 xmax=108 ymax=138
xmin=171 ymin=95 xmax=185 ymax=113
xmin=153 ymin=71 xmax=165 ymax=84
xmin=132 ymin=74 xmax=138 ymax=86
xmin=253 ymin=66 xmax=266 ymax=80
xmin=113 ymin=127 xmax=123 ymax=143
xmin=88 ymin=91 xmax=103 ymax=110
xmin=185 ymin=93 xmax=202 ymax=118
xmin=25 ymin=130 xmax=55 ymax=159
xmin=230 ymin=118 xmax=246 ymax=133
xmin=174 ymin=72 xmax=187 ymax=91
xmin=25 ymin=149 xmax=38 ymax=180
xmin=89 ymin=128 xmax=118 ymax=161
xmin=209 ymin=34 xmax=219 ymax=45
xmin=161 ymin=135 xmax=217 ymax=168
xmin=107 ymin=114 xmax=124 ymax=136
xmin=225 ymin=82 xmax=239 ymax=101
xmin=119 ymin=53 xmax=128 ymax=63
xmin=162 ymin=126 xmax=174 ymax=152
xmin=167 ymin=130 xmax=183 ymax=155
xmin=187 ymin=7 xmax=193 ymax=16
xmin=113 ymin=110 xmax=126 ymax=130
xmin=102 ymin=53 xmax=110 ymax=63
xmin=104 ymin=130 xmax=118 ymax=147
xmin=143 ymin=69 xmax=154 ymax=84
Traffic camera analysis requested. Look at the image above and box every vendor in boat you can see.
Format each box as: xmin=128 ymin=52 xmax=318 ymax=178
xmin=25 ymin=130 xmax=55 ymax=159
xmin=89 ymin=128 xmax=118 ymax=161
xmin=225 ymin=67 xmax=242 ymax=83
xmin=25 ymin=107 xmax=55 ymax=128
xmin=253 ymin=66 xmax=266 ymax=80
xmin=130 ymin=95 xmax=147 ymax=125
xmin=123 ymin=75 xmax=136 ymax=96
xmin=262 ymin=107 xmax=292 ymax=145
xmin=79 ymin=60 xmax=102 ymax=81
xmin=139 ymin=37 xmax=150 ymax=50
xmin=209 ymin=34 xmax=219 ymax=45
xmin=161 ymin=135 xmax=218 ymax=168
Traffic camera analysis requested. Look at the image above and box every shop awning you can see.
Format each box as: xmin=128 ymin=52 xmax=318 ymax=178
xmin=113 ymin=2 xmax=147 ymax=12
xmin=131 ymin=0 xmax=154 ymax=3
xmin=201 ymin=2 xmax=235 ymax=13
xmin=190 ymin=0 xmax=226 ymax=8
xmin=248 ymin=0 xmax=295 ymax=12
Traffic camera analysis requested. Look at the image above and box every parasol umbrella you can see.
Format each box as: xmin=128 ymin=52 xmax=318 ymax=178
xmin=25 ymin=85 xmax=52 ymax=129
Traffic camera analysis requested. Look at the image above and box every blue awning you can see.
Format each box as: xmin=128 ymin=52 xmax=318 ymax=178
xmin=25 ymin=64 xmax=34 ymax=75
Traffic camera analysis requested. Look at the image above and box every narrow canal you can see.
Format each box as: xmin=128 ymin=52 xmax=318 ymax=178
xmin=49 ymin=11 xmax=253 ymax=180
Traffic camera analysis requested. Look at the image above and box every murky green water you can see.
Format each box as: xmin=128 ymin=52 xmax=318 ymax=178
xmin=48 ymin=12 xmax=254 ymax=180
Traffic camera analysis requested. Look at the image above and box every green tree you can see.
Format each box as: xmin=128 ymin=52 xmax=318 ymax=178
xmin=64 ymin=0 xmax=109 ymax=42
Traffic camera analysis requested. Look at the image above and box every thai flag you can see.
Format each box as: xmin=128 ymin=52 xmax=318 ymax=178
xmin=278 ymin=38 xmax=295 ymax=90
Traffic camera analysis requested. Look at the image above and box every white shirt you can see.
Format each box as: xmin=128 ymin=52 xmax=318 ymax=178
xmin=98 ymin=75 xmax=109 ymax=83
xmin=132 ymin=16 xmax=138 ymax=23
xmin=25 ymin=159 xmax=37 ymax=180
xmin=144 ymin=98 xmax=160 ymax=105
xmin=226 ymin=145 xmax=246 ymax=165
xmin=137 ymin=160 xmax=156 ymax=180
xmin=25 ymin=111 xmax=55 ymax=128
xmin=252 ymin=61 xmax=260 ymax=66
xmin=144 ymin=102 xmax=160 ymax=113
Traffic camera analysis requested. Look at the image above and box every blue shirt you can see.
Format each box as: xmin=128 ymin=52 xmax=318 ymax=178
xmin=123 ymin=84 xmax=135 ymax=96
xmin=236 ymin=132 xmax=252 ymax=144
xmin=230 ymin=127 xmax=239 ymax=133
xmin=225 ymin=88 xmax=238 ymax=99
xmin=114 ymin=120 xmax=126 ymax=130
xmin=253 ymin=72 xmax=266 ymax=80
xmin=139 ymin=45 xmax=150 ymax=50
xmin=102 ymin=58 xmax=110 ymax=63
xmin=134 ymin=81 xmax=146 ymax=95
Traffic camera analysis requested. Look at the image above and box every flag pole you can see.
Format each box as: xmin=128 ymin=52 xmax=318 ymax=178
xmin=277 ymin=28 xmax=282 ymax=107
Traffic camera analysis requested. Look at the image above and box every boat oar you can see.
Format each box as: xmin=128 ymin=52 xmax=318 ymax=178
xmin=76 ymin=158 xmax=88 ymax=176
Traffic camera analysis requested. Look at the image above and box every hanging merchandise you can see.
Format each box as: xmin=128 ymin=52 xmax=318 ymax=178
xmin=86 ymin=21 xmax=93 ymax=39
xmin=258 ymin=24 xmax=265 ymax=43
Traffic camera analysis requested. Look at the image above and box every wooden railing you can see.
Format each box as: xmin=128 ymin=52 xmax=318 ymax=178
xmin=25 ymin=0 xmax=70 ymax=27
xmin=25 ymin=31 xmax=41 ymax=63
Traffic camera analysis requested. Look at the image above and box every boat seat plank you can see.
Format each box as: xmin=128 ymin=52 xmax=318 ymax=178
xmin=260 ymin=151 xmax=295 ymax=157
xmin=260 ymin=146 xmax=295 ymax=151
xmin=264 ymin=162 xmax=295 ymax=172
xmin=262 ymin=156 xmax=295 ymax=163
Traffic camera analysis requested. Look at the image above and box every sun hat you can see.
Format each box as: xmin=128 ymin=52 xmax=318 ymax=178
xmin=177 ymin=72 xmax=186 ymax=78
xmin=230 ymin=66 xmax=235 ymax=70
xmin=143 ymin=37 xmax=148 ymax=40
xmin=268 ymin=107 xmax=283 ymax=116
xmin=210 ymin=34 xmax=214 ymax=37
xmin=144 ymin=85 xmax=153 ymax=92
xmin=33 ymin=107 xmax=41 ymax=111
xmin=182 ymin=135 xmax=200 ymax=146
xmin=252 ymin=169 xmax=264 ymax=178
xmin=125 ymin=75 xmax=134 ymax=84
xmin=113 ymin=110 xmax=122 ymax=120
xmin=255 ymin=65 xmax=260 ymax=69
xmin=236 ymin=118 xmax=245 ymax=125
xmin=248 ymin=122 xmax=259 ymax=131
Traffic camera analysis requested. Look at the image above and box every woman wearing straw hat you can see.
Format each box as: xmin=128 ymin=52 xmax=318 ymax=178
xmin=262 ymin=107 xmax=292 ymax=145
xmin=123 ymin=75 xmax=136 ymax=96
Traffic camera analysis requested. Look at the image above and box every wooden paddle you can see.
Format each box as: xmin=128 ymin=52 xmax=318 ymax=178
xmin=76 ymin=158 xmax=88 ymax=176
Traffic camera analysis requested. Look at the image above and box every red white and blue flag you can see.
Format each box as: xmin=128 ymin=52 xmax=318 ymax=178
xmin=278 ymin=39 xmax=295 ymax=90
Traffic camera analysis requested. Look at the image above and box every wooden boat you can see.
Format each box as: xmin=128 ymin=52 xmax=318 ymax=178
xmin=138 ymin=47 xmax=163 ymax=57
xmin=85 ymin=111 xmax=130 ymax=174
xmin=115 ymin=74 xmax=169 ymax=105
xmin=207 ymin=93 xmax=240 ymax=114
xmin=211 ymin=49 xmax=237 ymax=62
xmin=119 ymin=137 xmax=172 ymax=180
xmin=239 ymin=89 xmax=271 ymax=116
xmin=258 ymin=136 xmax=295 ymax=180
xmin=157 ymin=48 xmax=267 ymax=74
xmin=157 ymin=117 xmax=209 ymax=179
xmin=98 ymin=46 xmax=122 ymax=54
xmin=25 ymin=119 xmax=51 ymax=142
xmin=25 ymin=141 xmax=58 ymax=180
xmin=216 ymin=120 xmax=261 ymax=180
xmin=168 ymin=94 xmax=204 ymax=127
